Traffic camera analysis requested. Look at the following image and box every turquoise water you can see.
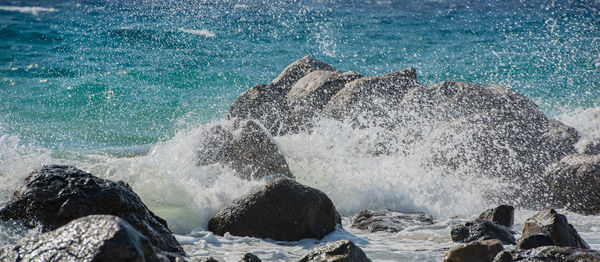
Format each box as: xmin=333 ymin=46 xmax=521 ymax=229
xmin=1 ymin=0 xmax=599 ymax=153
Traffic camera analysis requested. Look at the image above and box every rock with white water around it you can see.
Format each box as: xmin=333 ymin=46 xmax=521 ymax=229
xmin=298 ymin=240 xmax=371 ymax=262
xmin=229 ymin=56 xmax=337 ymax=135
xmin=578 ymin=138 xmax=600 ymax=155
xmin=512 ymin=246 xmax=600 ymax=261
xmin=240 ymin=253 xmax=262 ymax=262
xmin=451 ymin=220 xmax=516 ymax=245
xmin=349 ymin=209 xmax=433 ymax=233
xmin=197 ymin=118 xmax=294 ymax=180
xmin=0 ymin=165 xmax=184 ymax=255
xmin=493 ymin=251 xmax=514 ymax=262
xmin=516 ymin=234 xmax=556 ymax=250
xmin=521 ymin=209 xmax=589 ymax=249
xmin=191 ymin=257 xmax=219 ymax=262
xmin=477 ymin=205 xmax=515 ymax=228
xmin=444 ymin=239 xmax=504 ymax=262
xmin=545 ymin=154 xmax=600 ymax=215
xmin=208 ymin=178 xmax=341 ymax=241
xmin=0 ymin=215 xmax=179 ymax=262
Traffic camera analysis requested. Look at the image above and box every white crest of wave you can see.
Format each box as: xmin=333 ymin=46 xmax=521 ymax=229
xmin=0 ymin=6 xmax=57 ymax=15
xmin=178 ymin=28 xmax=216 ymax=37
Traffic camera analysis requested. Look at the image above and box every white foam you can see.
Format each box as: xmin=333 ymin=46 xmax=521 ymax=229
xmin=558 ymin=106 xmax=600 ymax=140
xmin=178 ymin=28 xmax=216 ymax=37
xmin=0 ymin=6 xmax=57 ymax=15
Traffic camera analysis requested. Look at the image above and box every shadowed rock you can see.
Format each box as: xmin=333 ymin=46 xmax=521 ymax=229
xmin=240 ymin=253 xmax=262 ymax=262
xmin=197 ymin=118 xmax=294 ymax=180
xmin=516 ymin=234 xmax=556 ymax=250
xmin=208 ymin=178 xmax=340 ymax=241
xmin=521 ymin=209 xmax=589 ymax=249
xmin=478 ymin=205 xmax=514 ymax=227
xmin=349 ymin=209 xmax=433 ymax=233
xmin=0 ymin=165 xmax=184 ymax=255
xmin=451 ymin=220 xmax=515 ymax=245
xmin=298 ymin=240 xmax=371 ymax=262
xmin=444 ymin=239 xmax=504 ymax=262
xmin=512 ymin=246 xmax=600 ymax=261
xmin=493 ymin=251 xmax=513 ymax=262
xmin=0 ymin=215 xmax=177 ymax=262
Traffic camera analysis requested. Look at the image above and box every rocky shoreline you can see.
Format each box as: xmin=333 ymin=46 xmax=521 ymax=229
xmin=1 ymin=57 xmax=599 ymax=261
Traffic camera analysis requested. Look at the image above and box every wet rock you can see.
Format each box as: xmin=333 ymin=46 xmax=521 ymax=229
xmin=192 ymin=257 xmax=220 ymax=262
xmin=512 ymin=246 xmax=600 ymax=261
xmin=521 ymin=209 xmax=589 ymax=249
xmin=240 ymin=253 xmax=261 ymax=262
xmin=0 ymin=215 xmax=175 ymax=262
xmin=208 ymin=178 xmax=341 ymax=241
xmin=451 ymin=220 xmax=516 ymax=245
xmin=516 ymin=234 xmax=556 ymax=250
xmin=197 ymin=118 xmax=294 ymax=180
xmin=0 ymin=165 xmax=184 ymax=255
xmin=349 ymin=209 xmax=433 ymax=233
xmin=478 ymin=205 xmax=514 ymax=227
xmin=298 ymin=240 xmax=371 ymax=262
xmin=444 ymin=239 xmax=504 ymax=262
xmin=493 ymin=251 xmax=513 ymax=262
xmin=578 ymin=138 xmax=600 ymax=155
xmin=545 ymin=154 xmax=600 ymax=215
xmin=229 ymin=56 xmax=337 ymax=135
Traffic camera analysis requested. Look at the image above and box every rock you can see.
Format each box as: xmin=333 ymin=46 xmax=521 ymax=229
xmin=240 ymin=253 xmax=261 ymax=262
xmin=208 ymin=178 xmax=341 ymax=241
xmin=545 ymin=154 xmax=600 ymax=215
xmin=0 ymin=165 xmax=184 ymax=255
xmin=493 ymin=251 xmax=513 ymax=262
xmin=287 ymin=70 xmax=363 ymax=130
xmin=521 ymin=209 xmax=589 ymax=249
xmin=513 ymin=246 xmax=600 ymax=261
xmin=579 ymin=138 xmax=600 ymax=155
xmin=451 ymin=220 xmax=516 ymax=245
xmin=298 ymin=240 xmax=371 ymax=262
xmin=444 ymin=239 xmax=504 ymax=262
xmin=478 ymin=205 xmax=514 ymax=227
xmin=229 ymin=56 xmax=337 ymax=135
xmin=0 ymin=215 xmax=175 ymax=262
xmin=197 ymin=118 xmax=294 ymax=180
xmin=349 ymin=209 xmax=433 ymax=233
xmin=516 ymin=234 xmax=556 ymax=250
xmin=192 ymin=257 xmax=220 ymax=262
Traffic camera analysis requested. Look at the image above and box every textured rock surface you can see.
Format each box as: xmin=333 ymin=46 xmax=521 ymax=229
xmin=545 ymin=154 xmax=600 ymax=215
xmin=579 ymin=138 xmax=600 ymax=155
xmin=516 ymin=234 xmax=556 ymax=250
xmin=478 ymin=205 xmax=515 ymax=227
xmin=444 ymin=239 xmax=504 ymax=262
xmin=0 ymin=165 xmax=183 ymax=254
xmin=0 ymin=215 xmax=174 ymax=262
xmin=197 ymin=118 xmax=294 ymax=180
xmin=512 ymin=246 xmax=600 ymax=261
xmin=298 ymin=240 xmax=371 ymax=262
xmin=521 ymin=209 xmax=589 ymax=249
xmin=451 ymin=220 xmax=516 ymax=245
xmin=349 ymin=209 xmax=433 ymax=233
xmin=240 ymin=253 xmax=262 ymax=262
xmin=208 ymin=178 xmax=341 ymax=241
xmin=493 ymin=251 xmax=514 ymax=262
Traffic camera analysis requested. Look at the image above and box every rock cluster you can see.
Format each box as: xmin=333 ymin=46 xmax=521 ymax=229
xmin=349 ymin=209 xmax=434 ymax=233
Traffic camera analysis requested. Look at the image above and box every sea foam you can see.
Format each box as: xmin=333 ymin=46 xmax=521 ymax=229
xmin=0 ymin=6 xmax=57 ymax=15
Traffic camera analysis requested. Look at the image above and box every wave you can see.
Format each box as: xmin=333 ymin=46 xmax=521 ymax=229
xmin=0 ymin=6 xmax=57 ymax=15
xmin=178 ymin=28 xmax=216 ymax=37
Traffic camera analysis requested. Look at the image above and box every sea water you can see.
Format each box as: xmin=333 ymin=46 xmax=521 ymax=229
xmin=1 ymin=0 xmax=599 ymax=261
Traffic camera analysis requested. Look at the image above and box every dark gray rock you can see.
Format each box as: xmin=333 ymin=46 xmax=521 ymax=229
xmin=240 ymin=253 xmax=261 ymax=262
xmin=478 ymin=205 xmax=514 ymax=227
xmin=512 ymin=246 xmax=600 ymax=261
xmin=197 ymin=118 xmax=294 ymax=180
xmin=349 ymin=209 xmax=433 ymax=233
xmin=493 ymin=251 xmax=514 ymax=262
xmin=579 ymin=138 xmax=600 ymax=155
xmin=516 ymin=234 xmax=556 ymax=250
xmin=522 ymin=209 xmax=589 ymax=249
xmin=298 ymin=240 xmax=371 ymax=262
xmin=208 ymin=178 xmax=341 ymax=241
xmin=0 ymin=215 xmax=175 ymax=262
xmin=451 ymin=220 xmax=516 ymax=245
xmin=545 ymin=154 xmax=600 ymax=215
xmin=0 ymin=165 xmax=184 ymax=255
xmin=191 ymin=257 xmax=219 ymax=262
xmin=444 ymin=239 xmax=504 ymax=262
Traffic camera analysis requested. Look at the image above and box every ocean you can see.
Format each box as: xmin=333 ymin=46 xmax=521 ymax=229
xmin=1 ymin=0 xmax=599 ymax=261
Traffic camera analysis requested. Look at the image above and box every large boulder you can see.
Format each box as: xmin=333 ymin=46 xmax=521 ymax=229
xmin=298 ymin=240 xmax=371 ymax=262
xmin=229 ymin=56 xmax=337 ymax=135
xmin=349 ymin=209 xmax=433 ymax=233
xmin=545 ymin=154 xmax=600 ymax=215
xmin=208 ymin=178 xmax=341 ymax=241
xmin=451 ymin=220 xmax=516 ymax=245
xmin=444 ymin=239 xmax=504 ymax=262
xmin=197 ymin=118 xmax=294 ymax=180
xmin=521 ymin=209 xmax=589 ymax=249
xmin=0 ymin=215 xmax=176 ymax=262
xmin=477 ymin=205 xmax=514 ymax=228
xmin=0 ymin=165 xmax=184 ymax=254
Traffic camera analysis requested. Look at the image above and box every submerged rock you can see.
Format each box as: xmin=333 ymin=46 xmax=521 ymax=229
xmin=298 ymin=240 xmax=371 ymax=262
xmin=0 ymin=215 xmax=176 ymax=262
xmin=444 ymin=239 xmax=504 ymax=262
xmin=545 ymin=154 xmax=600 ymax=215
xmin=197 ymin=118 xmax=294 ymax=180
xmin=349 ymin=209 xmax=433 ymax=233
xmin=0 ymin=165 xmax=184 ymax=254
xmin=208 ymin=178 xmax=341 ymax=241
xmin=477 ymin=205 xmax=514 ymax=228
xmin=521 ymin=209 xmax=589 ymax=249
xmin=240 ymin=253 xmax=262 ymax=262
xmin=451 ymin=220 xmax=516 ymax=245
